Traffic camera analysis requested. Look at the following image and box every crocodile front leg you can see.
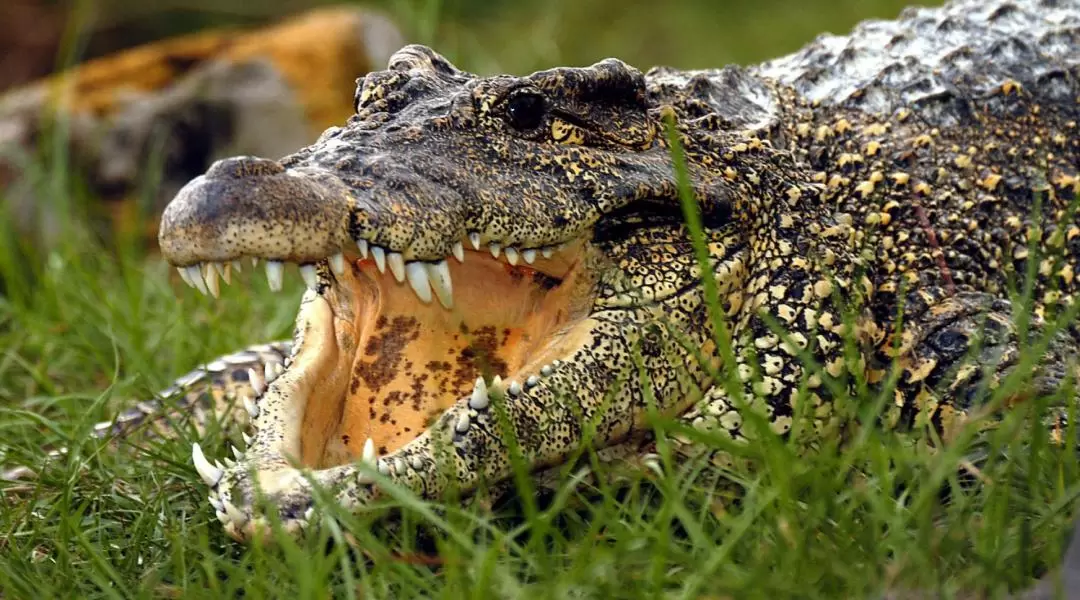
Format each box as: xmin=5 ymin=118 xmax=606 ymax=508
xmin=2 ymin=342 xmax=292 ymax=482
xmin=102 ymin=342 xmax=293 ymax=439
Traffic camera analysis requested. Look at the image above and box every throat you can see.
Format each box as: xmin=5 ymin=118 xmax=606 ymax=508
xmin=290 ymin=250 xmax=597 ymax=468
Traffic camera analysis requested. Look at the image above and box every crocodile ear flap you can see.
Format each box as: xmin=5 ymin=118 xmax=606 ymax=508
xmin=523 ymin=59 xmax=655 ymax=147
xmin=646 ymin=65 xmax=777 ymax=132
xmin=532 ymin=58 xmax=648 ymax=106
xmin=354 ymin=45 xmax=473 ymax=114
xmin=386 ymin=44 xmax=467 ymax=77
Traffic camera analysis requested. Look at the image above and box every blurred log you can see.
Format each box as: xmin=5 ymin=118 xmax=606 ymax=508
xmin=0 ymin=5 xmax=403 ymax=246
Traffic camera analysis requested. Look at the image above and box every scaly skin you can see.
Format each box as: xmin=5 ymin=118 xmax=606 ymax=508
xmin=112 ymin=0 xmax=1080 ymax=541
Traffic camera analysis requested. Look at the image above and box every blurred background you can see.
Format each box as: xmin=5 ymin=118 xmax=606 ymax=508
xmin=2 ymin=0 xmax=934 ymax=87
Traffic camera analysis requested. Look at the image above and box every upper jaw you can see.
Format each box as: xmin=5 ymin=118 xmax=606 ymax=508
xmin=158 ymin=154 xmax=592 ymax=300
xmin=158 ymin=157 xmax=357 ymax=267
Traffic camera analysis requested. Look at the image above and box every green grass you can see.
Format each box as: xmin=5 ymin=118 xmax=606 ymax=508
xmin=2 ymin=220 xmax=1078 ymax=598
xmin=2 ymin=0 xmax=1080 ymax=597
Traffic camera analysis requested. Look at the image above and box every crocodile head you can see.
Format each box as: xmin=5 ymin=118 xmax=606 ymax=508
xmin=158 ymin=45 xmax=757 ymax=536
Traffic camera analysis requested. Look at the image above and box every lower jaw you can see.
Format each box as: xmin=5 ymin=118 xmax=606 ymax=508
xmin=263 ymin=248 xmax=598 ymax=470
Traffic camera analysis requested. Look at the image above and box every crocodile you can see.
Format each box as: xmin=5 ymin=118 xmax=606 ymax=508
xmin=102 ymin=0 xmax=1080 ymax=543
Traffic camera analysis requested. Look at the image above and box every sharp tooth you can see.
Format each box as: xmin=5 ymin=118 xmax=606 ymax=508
xmin=251 ymin=257 xmax=259 ymax=268
xmin=504 ymin=247 xmax=519 ymax=266
xmin=213 ymin=262 xmax=230 ymax=285
xmin=299 ymin=264 xmax=318 ymax=290
xmin=387 ymin=252 xmax=406 ymax=282
xmin=264 ymin=361 xmax=281 ymax=383
xmin=223 ymin=521 xmax=240 ymax=539
xmin=265 ymin=261 xmax=284 ymax=292
xmin=451 ymin=241 xmax=465 ymax=262
xmin=242 ymin=432 xmax=254 ymax=446
xmin=243 ymin=395 xmax=259 ymax=419
xmin=191 ymin=443 xmax=223 ymax=487
xmin=223 ymin=499 xmax=247 ymax=525
xmin=186 ymin=265 xmax=208 ymax=295
xmin=209 ymin=495 xmax=224 ymax=512
xmin=224 ymin=457 xmax=235 ymax=468
xmin=469 ymin=376 xmax=489 ymax=410
xmin=522 ymin=249 xmax=537 ymax=264
xmin=248 ymin=368 xmax=266 ymax=396
xmin=425 ymin=261 xmax=453 ymax=309
xmin=411 ymin=456 xmax=424 ymax=470
xmin=204 ymin=264 xmax=221 ymax=298
xmin=329 ymin=252 xmax=346 ymax=276
xmin=177 ymin=266 xmax=195 ymax=288
xmin=508 ymin=380 xmax=522 ymax=396
xmin=357 ymin=239 xmax=370 ymax=259
xmin=642 ymin=453 xmax=664 ymax=477
xmin=491 ymin=375 xmax=503 ymax=393
xmin=489 ymin=242 xmax=501 ymax=258
xmin=526 ymin=375 xmax=540 ymax=388
xmin=304 ymin=507 xmax=315 ymax=522
xmin=454 ymin=412 xmax=471 ymax=434
xmin=362 ymin=438 xmax=377 ymax=467
xmin=468 ymin=232 xmax=481 ymax=250
xmin=231 ymin=260 xmax=243 ymax=273
xmin=405 ymin=261 xmax=433 ymax=303
xmin=231 ymin=445 xmax=243 ymax=460
xmin=378 ymin=460 xmax=391 ymax=476
xmin=541 ymin=364 xmax=554 ymax=376
xmin=371 ymin=246 xmax=386 ymax=273
xmin=541 ymin=246 xmax=554 ymax=259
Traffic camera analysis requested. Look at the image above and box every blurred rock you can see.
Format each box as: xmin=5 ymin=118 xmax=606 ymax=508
xmin=0 ymin=5 xmax=403 ymax=246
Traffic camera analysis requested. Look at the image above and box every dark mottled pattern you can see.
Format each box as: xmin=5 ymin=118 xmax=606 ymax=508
xmin=137 ymin=0 xmax=1080 ymax=547
xmin=354 ymin=315 xmax=420 ymax=392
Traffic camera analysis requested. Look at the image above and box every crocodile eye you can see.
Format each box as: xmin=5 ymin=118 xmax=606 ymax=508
xmin=505 ymin=93 xmax=547 ymax=130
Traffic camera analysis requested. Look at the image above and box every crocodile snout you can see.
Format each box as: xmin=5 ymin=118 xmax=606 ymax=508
xmin=158 ymin=156 xmax=355 ymax=267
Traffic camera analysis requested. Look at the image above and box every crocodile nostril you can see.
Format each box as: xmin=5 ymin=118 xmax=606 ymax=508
xmin=205 ymin=156 xmax=287 ymax=179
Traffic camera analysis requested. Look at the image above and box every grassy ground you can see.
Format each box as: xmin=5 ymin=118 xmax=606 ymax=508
xmin=2 ymin=0 xmax=1080 ymax=598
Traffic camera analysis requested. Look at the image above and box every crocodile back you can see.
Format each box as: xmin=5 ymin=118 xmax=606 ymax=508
xmin=757 ymin=0 xmax=1080 ymax=122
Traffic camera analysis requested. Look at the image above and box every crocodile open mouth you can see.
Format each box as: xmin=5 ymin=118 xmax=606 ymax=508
xmin=177 ymin=234 xmax=597 ymax=470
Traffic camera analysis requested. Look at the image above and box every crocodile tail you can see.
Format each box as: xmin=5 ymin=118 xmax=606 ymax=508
xmin=2 ymin=342 xmax=292 ymax=481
